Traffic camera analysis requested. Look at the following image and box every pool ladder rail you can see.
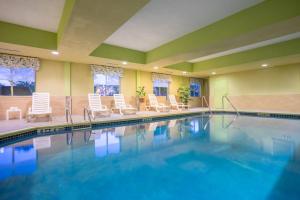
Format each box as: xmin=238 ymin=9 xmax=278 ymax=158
xmin=201 ymin=96 xmax=212 ymax=115
xmin=65 ymin=108 xmax=93 ymax=131
xmin=222 ymin=95 xmax=240 ymax=115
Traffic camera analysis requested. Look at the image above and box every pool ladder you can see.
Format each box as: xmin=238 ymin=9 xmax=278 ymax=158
xmin=222 ymin=95 xmax=240 ymax=115
xmin=66 ymin=108 xmax=93 ymax=131
xmin=201 ymin=96 xmax=212 ymax=115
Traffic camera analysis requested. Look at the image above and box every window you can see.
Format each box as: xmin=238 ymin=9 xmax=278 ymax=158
xmin=0 ymin=67 xmax=35 ymax=96
xmin=94 ymin=74 xmax=120 ymax=96
xmin=190 ymin=82 xmax=201 ymax=97
xmin=153 ymin=80 xmax=169 ymax=96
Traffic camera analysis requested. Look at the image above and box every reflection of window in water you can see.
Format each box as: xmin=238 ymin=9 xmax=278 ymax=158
xmin=14 ymin=145 xmax=37 ymax=175
xmin=93 ymin=129 xmax=120 ymax=157
xmin=153 ymin=125 xmax=169 ymax=145
xmin=0 ymin=145 xmax=37 ymax=180
xmin=272 ymin=136 xmax=295 ymax=157
xmin=190 ymin=120 xmax=200 ymax=135
xmin=0 ymin=147 xmax=13 ymax=180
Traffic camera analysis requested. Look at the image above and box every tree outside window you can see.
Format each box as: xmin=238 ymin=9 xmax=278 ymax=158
xmin=153 ymin=80 xmax=169 ymax=96
xmin=94 ymin=74 xmax=120 ymax=96
xmin=190 ymin=82 xmax=201 ymax=97
xmin=0 ymin=67 xmax=35 ymax=96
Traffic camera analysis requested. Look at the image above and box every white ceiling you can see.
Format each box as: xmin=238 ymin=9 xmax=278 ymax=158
xmin=0 ymin=0 xmax=65 ymax=32
xmin=104 ymin=0 xmax=263 ymax=52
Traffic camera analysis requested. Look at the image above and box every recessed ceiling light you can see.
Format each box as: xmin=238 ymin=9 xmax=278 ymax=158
xmin=261 ymin=64 xmax=268 ymax=67
xmin=212 ymin=72 xmax=216 ymax=75
xmin=122 ymin=61 xmax=128 ymax=65
xmin=51 ymin=51 xmax=59 ymax=55
xmin=182 ymin=71 xmax=187 ymax=74
xmin=153 ymin=66 xmax=159 ymax=69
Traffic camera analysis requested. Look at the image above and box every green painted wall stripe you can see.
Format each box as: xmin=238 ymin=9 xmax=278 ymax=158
xmin=193 ymin=38 xmax=300 ymax=71
xmin=146 ymin=0 xmax=300 ymax=63
xmin=90 ymin=43 xmax=146 ymax=64
xmin=165 ymin=62 xmax=193 ymax=72
xmin=0 ymin=21 xmax=57 ymax=50
xmin=57 ymin=0 xmax=76 ymax=45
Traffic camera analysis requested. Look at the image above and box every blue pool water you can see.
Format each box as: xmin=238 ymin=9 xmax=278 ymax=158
xmin=0 ymin=114 xmax=300 ymax=200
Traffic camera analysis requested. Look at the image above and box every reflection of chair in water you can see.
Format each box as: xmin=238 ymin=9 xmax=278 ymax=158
xmin=168 ymin=119 xmax=177 ymax=128
xmin=272 ymin=136 xmax=295 ymax=157
xmin=33 ymin=136 xmax=51 ymax=149
xmin=148 ymin=122 xmax=158 ymax=132
xmin=114 ymin=126 xmax=126 ymax=137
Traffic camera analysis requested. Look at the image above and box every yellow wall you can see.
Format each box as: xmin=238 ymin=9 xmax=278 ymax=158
xmin=209 ymin=63 xmax=300 ymax=108
xmin=71 ymin=63 xmax=93 ymax=96
xmin=121 ymin=69 xmax=137 ymax=97
xmin=36 ymin=59 xmax=65 ymax=96
xmin=36 ymin=59 xmax=192 ymax=98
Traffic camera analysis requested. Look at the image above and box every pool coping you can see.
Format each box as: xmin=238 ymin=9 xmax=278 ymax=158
xmin=0 ymin=110 xmax=299 ymax=143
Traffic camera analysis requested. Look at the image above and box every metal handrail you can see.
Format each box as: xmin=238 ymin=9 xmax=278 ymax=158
xmin=66 ymin=108 xmax=74 ymax=132
xmin=66 ymin=109 xmax=73 ymax=124
xmin=201 ymin=96 xmax=212 ymax=115
xmin=222 ymin=95 xmax=239 ymax=115
xmin=83 ymin=107 xmax=92 ymax=129
xmin=222 ymin=114 xmax=238 ymax=128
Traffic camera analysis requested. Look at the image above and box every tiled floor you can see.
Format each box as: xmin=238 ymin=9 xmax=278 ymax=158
xmin=0 ymin=108 xmax=210 ymax=136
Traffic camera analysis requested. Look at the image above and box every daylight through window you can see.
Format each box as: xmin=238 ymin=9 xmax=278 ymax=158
xmin=0 ymin=67 xmax=35 ymax=96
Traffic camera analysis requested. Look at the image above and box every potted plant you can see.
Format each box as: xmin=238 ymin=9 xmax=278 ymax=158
xmin=136 ymin=86 xmax=146 ymax=103
xmin=177 ymin=86 xmax=191 ymax=105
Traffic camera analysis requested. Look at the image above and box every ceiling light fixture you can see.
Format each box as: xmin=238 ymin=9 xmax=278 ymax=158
xmin=122 ymin=61 xmax=128 ymax=65
xmin=51 ymin=51 xmax=59 ymax=55
xmin=261 ymin=64 xmax=268 ymax=67
xmin=212 ymin=72 xmax=216 ymax=75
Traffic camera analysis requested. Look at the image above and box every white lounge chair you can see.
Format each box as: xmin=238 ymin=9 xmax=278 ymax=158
xmin=148 ymin=94 xmax=170 ymax=112
xmin=88 ymin=93 xmax=110 ymax=119
xmin=169 ymin=95 xmax=189 ymax=110
xmin=27 ymin=92 xmax=52 ymax=122
xmin=113 ymin=94 xmax=137 ymax=115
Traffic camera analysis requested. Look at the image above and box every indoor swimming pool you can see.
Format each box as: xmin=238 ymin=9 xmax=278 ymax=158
xmin=0 ymin=114 xmax=300 ymax=200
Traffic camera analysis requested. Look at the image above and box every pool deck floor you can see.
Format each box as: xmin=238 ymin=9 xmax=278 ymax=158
xmin=0 ymin=108 xmax=210 ymax=137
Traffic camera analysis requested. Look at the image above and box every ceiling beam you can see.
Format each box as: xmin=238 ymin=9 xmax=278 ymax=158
xmin=57 ymin=0 xmax=149 ymax=57
xmin=0 ymin=21 xmax=56 ymax=50
xmin=166 ymin=38 xmax=300 ymax=73
xmin=193 ymin=38 xmax=300 ymax=72
xmin=90 ymin=43 xmax=146 ymax=64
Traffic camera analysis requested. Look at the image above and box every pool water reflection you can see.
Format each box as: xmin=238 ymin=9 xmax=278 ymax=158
xmin=0 ymin=114 xmax=300 ymax=200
